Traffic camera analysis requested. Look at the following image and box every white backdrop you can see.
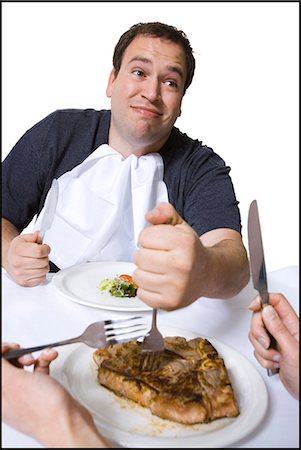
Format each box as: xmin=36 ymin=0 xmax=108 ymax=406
xmin=2 ymin=1 xmax=299 ymax=272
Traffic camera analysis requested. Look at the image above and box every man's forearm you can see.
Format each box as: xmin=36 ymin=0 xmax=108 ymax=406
xmin=201 ymin=238 xmax=250 ymax=299
xmin=1 ymin=218 xmax=19 ymax=269
xmin=40 ymin=406 xmax=110 ymax=448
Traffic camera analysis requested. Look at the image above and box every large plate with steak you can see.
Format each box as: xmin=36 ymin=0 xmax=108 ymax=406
xmin=51 ymin=326 xmax=268 ymax=448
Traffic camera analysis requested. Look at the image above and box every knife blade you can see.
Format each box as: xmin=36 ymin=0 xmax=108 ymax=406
xmin=37 ymin=179 xmax=59 ymax=244
xmin=247 ymin=199 xmax=279 ymax=377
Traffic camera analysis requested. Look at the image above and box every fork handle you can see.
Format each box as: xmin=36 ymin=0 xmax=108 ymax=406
xmin=151 ymin=308 xmax=157 ymax=326
xmin=3 ymin=336 xmax=81 ymax=360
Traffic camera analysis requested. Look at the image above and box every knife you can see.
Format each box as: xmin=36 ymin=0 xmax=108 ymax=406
xmin=247 ymin=199 xmax=279 ymax=377
xmin=37 ymin=179 xmax=59 ymax=244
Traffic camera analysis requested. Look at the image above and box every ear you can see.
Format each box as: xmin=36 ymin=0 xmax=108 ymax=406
xmin=106 ymin=68 xmax=117 ymax=98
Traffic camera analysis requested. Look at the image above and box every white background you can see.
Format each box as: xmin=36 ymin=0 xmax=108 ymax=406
xmin=2 ymin=1 xmax=299 ymax=272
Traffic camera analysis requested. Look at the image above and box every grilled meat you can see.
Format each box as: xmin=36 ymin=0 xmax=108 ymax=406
xmin=93 ymin=336 xmax=239 ymax=425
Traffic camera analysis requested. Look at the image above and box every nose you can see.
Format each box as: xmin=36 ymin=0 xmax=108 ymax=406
xmin=142 ymin=77 xmax=161 ymax=102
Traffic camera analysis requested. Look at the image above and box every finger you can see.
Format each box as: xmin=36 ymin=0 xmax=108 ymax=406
xmin=262 ymin=305 xmax=298 ymax=348
xmin=266 ymin=293 xmax=299 ymax=339
xmin=136 ymin=286 xmax=178 ymax=310
xmin=12 ymin=270 xmax=49 ymax=287
xmin=145 ymin=202 xmax=185 ymax=226
xmin=2 ymin=344 xmax=22 ymax=366
xmin=15 ymin=234 xmax=51 ymax=259
xmin=20 ymin=231 xmax=43 ymax=244
xmin=249 ymin=311 xmax=278 ymax=352
xmin=21 ymin=245 xmax=51 ymax=260
xmin=2 ymin=343 xmax=20 ymax=353
xmin=34 ymin=348 xmax=58 ymax=374
xmin=1 ymin=344 xmax=34 ymax=368
xmin=248 ymin=295 xmax=262 ymax=311
xmin=18 ymin=353 xmax=36 ymax=366
xmin=133 ymin=248 xmax=169 ymax=274
xmin=138 ymin=224 xmax=180 ymax=250
xmin=253 ymin=350 xmax=280 ymax=370
xmin=248 ymin=331 xmax=280 ymax=362
xmin=134 ymin=268 xmax=167 ymax=294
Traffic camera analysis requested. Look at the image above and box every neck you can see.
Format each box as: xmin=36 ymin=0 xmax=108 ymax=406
xmin=108 ymin=129 xmax=170 ymax=158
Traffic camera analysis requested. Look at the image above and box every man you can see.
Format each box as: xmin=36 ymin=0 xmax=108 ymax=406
xmin=2 ymin=22 xmax=249 ymax=309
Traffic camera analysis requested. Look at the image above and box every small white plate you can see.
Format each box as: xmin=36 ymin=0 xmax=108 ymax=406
xmin=51 ymin=326 xmax=268 ymax=448
xmin=52 ymin=261 xmax=151 ymax=312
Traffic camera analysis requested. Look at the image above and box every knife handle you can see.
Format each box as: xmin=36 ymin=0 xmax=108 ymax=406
xmin=266 ymin=328 xmax=279 ymax=377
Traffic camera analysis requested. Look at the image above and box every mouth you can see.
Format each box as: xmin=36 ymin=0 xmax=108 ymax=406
xmin=130 ymin=105 xmax=163 ymax=119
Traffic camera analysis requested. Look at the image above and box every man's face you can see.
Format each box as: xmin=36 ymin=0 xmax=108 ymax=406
xmin=106 ymin=35 xmax=187 ymax=155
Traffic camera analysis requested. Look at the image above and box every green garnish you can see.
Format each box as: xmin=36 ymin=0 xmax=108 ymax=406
xmin=98 ymin=276 xmax=137 ymax=298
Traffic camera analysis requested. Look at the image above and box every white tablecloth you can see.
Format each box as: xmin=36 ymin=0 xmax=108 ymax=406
xmin=2 ymin=266 xmax=299 ymax=448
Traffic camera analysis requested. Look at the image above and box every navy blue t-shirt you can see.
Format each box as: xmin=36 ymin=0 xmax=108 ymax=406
xmin=2 ymin=109 xmax=241 ymax=266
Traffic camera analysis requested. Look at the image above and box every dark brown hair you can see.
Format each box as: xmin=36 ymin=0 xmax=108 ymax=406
xmin=112 ymin=22 xmax=195 ymax=94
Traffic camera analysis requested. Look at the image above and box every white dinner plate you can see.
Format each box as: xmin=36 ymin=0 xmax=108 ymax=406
xmin=52 ymin=261 xmax=151 ymax=312
xmin=51 ymin=326 xmax=268 ymax=448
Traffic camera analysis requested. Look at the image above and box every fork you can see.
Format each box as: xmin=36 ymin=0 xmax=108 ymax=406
xmin=140 ymin=308 xmax=165 ymax=371
xmin=3 ymin=316 xmax=147 ymax=360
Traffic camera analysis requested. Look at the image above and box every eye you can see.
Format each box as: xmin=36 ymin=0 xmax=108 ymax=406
xmin=164 ymin=80 xmax=178 ymax=89
xmin=132 ymin=70 xmax=145 ymax=77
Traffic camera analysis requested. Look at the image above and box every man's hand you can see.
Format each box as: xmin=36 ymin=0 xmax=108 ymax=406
xmin=2 ymin=218 xmax=51 ymax=286
xmin=2 ymin=344 xmax=109 ymax=447
xmin=133 ymin=202 xmax=210 ymax=310
xmin=248 ymin=293 xmax=299 ymax=399
xmin=133 ymin=202 xmax=249 ymax=311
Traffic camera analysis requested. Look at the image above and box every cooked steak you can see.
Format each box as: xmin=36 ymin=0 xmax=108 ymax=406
xmin=93 ymin=336 xmax=239 ymax=425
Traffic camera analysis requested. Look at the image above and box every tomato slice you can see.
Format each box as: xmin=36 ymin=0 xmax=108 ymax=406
xmin=119 ymin=274 xmax=138 ymax=288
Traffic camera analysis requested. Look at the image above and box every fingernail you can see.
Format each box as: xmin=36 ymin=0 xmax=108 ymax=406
xmin=272 ymin=354 xmax=281 ymax=362
xmin=43 ymin=347 xmax=55 ymax=355
xmin=258 ymin=336 xmax=269 ymax=349
xmin=22 ymin=354 xmax=35 ymax=363
xmin=263 ymin=305 xmax=277 ymax=320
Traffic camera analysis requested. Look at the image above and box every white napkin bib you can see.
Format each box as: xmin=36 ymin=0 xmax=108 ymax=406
xmin=34 ymin=144 xmax=169 ymax=269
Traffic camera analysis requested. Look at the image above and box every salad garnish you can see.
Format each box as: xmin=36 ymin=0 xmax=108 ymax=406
xmin=98 ymin=274 xmax=138 ymax=298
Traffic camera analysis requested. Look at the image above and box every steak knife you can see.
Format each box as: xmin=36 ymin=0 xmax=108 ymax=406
xmin=248 ymin=199 xmax=279 ymax=377
xmin=37 ymin=178 xmax=59 ymax=244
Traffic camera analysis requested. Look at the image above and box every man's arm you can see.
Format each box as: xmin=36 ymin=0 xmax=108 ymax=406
xmin=2 ymin=344 xmax=110 ymax=447
xmin=2 ymin=218 xmax=51 ymax=287
xmin=133 ymin=203 xmax=250 ymax=310
xmin=199 ymin=227 xmax=250 ymax=299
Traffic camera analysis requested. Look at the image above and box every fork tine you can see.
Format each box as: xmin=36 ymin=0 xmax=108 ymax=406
xmin=106 ymin=325 xmax=147 ymax=339
xmin=104 ymin=322 xmax=145 ymax=332
xmin=101 ymin=315 xmax=148 ymax=346
xmin=140 ymin=351 xmax=157 ymax=371
xmin=106 ymin=330 xmax=146 ymax=346
xmin=141 ymin=351 xmax=161 ymax=371
xmin=139 ymin=308 xmax=165 ymax=371
xmin=103 ymin=316 xmax=142 ymax=325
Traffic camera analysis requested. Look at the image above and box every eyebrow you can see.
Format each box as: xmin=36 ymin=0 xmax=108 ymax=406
xmin=128 ymin=56 xmax=184 ymax=80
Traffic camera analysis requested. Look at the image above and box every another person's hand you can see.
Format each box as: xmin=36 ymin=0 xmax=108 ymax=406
xmin=248 ymin=293 xmax=299 ymax=400
xmin=133 ymin=202 xmax=208 ymax=310
xmin=5 ymin=231 xmax=51 ymax=287
xmin=2 ymin=344 xmax=109 ymax=447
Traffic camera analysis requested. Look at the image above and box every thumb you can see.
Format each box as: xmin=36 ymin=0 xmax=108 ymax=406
xmin=21 ymin=230 xmax=41 ymax=243
xmin=262 ymin=305 xmax=296 ymax=348
xmin=145 ymin=202 xmax=185 ymax=226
